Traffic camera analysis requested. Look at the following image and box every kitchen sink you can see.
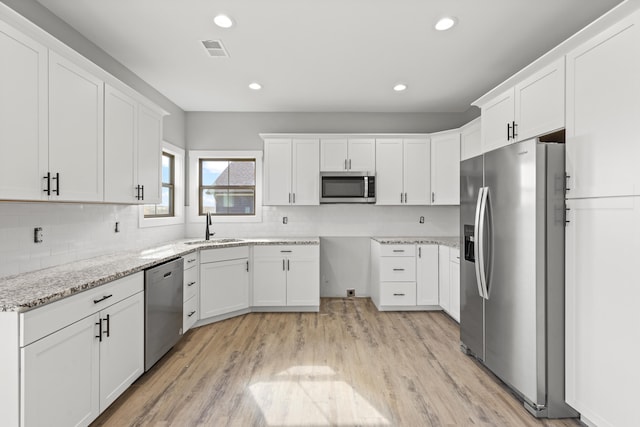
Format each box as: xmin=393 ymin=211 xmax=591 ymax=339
xmin=185 ymin=238 xmax=244 ymax=245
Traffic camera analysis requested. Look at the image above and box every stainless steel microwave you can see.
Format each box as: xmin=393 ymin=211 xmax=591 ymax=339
xmin=320 ymin=172 xmax=376 ymax=203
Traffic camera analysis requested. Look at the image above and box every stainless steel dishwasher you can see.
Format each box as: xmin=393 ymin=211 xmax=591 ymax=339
xmin=144 ymin=257 xmax=184 ymax=371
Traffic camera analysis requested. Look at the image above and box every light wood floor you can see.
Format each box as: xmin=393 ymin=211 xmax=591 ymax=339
xmin=92 ymin=298 xmax=581 ymax=426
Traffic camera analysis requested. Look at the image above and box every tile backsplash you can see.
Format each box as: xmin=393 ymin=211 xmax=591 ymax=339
xmin=0 ymin=202 xmax=184 ymax=278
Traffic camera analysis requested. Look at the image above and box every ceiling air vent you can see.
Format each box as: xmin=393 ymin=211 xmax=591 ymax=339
xmin=201 ymin=40 xmax=229 ymax=57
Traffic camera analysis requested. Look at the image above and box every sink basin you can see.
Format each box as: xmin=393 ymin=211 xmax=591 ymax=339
xmin=185 ymin=238 xmax=243 ymax=245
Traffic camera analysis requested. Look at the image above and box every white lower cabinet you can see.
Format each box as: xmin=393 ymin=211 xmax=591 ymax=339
xmin=252 ymin=245 xmax=319 ymax=308
xmin=438 ymin=246 xmax=450 ymax=313
xmin=200 ymin=247 xmax=249 ymax=319
xmin=182 ymin=252 xmax=199 ymax=332
xmin=416 ymin=245 xmax=439 ymax=306
xmin=20 ymin=273 xmax=144 ymax=427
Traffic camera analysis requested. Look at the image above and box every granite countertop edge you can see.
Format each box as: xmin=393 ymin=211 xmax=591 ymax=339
xmin=371 ymin=236 xmax=460 ymax=248
xmin=0 ymin=237 xmax=319 ymax=313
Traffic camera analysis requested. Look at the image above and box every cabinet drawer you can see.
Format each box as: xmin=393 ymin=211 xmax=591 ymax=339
xmin=200 ymin=246 xmax=249 ymax=263
xmin=183 ymin=295 xmax=198 ymax=332
xmin=380 ymin=282 xmax=417 ymax=306
xmin=380 ymin=244 xmax=415 ymax=257
xmin=450 ymin=248 xmax=460 ymax=264
xmin=253 ymin=244 xmax=319 ymax=259
xmin=20 ymin=272 xmax=144 ymax=347
xmin=183 ymin=251 xmax=199 ymax=269
xmin=380 ymin=257 xmax=416 ymax=282
xmin=183 ymin=267 xmax=198 ymax=302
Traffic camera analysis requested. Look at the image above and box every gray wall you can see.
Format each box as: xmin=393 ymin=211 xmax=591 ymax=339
xmin=1 ymin=0 xmax=186 ymax=148
xmin=187 ymin=110 xmax=479 ymax=150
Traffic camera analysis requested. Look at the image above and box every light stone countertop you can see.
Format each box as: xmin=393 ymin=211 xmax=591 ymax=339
xmin=0 ymin=237 xmax=319 ymax=313
xmin=371 ymin=236 xmax=460 ymax=249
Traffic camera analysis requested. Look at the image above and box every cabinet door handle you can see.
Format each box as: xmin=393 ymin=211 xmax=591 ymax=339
xmin=95 ymin=318 xmax=103 ymax=342
xmin=93 ymin=294 xmax=113 ymax=304
xmin=293 ymin=193 xmax=296 ymax=204
xmin=507 ymin=122 xmax=512 ymax=141
xmin=393 ymin=293 xmax=405 ymax=296
xmin=103 ymin=314 xmax=110 ymax=338
xmin=418 ymin=247 xmax=421 ymax=258
xmin=344 ymin=159 xmax=348 ymax=170
xmin=246 ymin=260 xmax=249 ymax=272
xmin=400 ymin=193 xmax=404 ymax=203
xmin=52 ymin=172 xmax=60 ymax=195
xmin=188 ymin=310 xmax=196 ymax=317
xmin=348 ymin=159 xmax=352 ymax=170
xmin=287 ymin=259 xmax=290 ymax=271
xmin=512 ymin=121 xmax=518 ymax=139
xmin=393 ymin=268 xmax=405 ymax=271
xmin=187 ymin=281 xmax=196 ymax=287
xmin=432 ymin=192 xmax=435 ymax=203
xmin=43 ymin=172 xmax=51 ymax=196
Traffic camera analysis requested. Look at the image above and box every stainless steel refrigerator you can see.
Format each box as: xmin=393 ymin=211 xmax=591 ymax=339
xmin=460 ymin=138 xmax=577 ymax=418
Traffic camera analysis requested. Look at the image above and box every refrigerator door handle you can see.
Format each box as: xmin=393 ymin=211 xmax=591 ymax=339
xmin=478 ymin=186 xmax=490 ymax=299
xmin=474 ymin=187 xmax=486 ymax=299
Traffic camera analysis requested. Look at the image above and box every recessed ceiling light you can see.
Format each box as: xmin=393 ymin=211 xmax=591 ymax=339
xmin=393 ymin=83 xmax=407 ymax=92
xmin=249 ymin=82 xmax=262 ymax=90
xmin=435 ymin=17 xmax=457 ymax=31
xmin=214 ymin=14 xmax=234 ymax=29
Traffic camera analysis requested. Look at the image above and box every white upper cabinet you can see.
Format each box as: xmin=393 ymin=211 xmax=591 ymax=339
xmin=137 ymin=103 xmax=163 ymax=204
xmin=49 ymin=51 xmax=104 ymax=202
xmin=566 ymin=11 xmax=640 ymax=199
xmin=460 ymin=118 xmax=481 ymax=161
xmin=376 ymin=138 xmax=431 ymax=206
xmin=478 ymin=57 xmax=565 ymax=153
xmin=0 ymin=21 xmax=48 ymax=201
xmin=430 ymin=131 xmax=460 ymax=205
xmin=104 ymin=85 xmax=137 ymax=203
xmin=263 ymin=138 xmax=319 ymax=205
xmin=320 ymin=138 xmax=375 ymax=172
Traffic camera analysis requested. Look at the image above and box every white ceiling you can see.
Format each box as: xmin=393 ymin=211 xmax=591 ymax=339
xmin=36 ymin=0 xmax=622 ymax=113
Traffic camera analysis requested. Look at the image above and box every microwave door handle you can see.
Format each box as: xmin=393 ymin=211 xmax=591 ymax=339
xmin=364 ymin=177 xmax=368 ymax=198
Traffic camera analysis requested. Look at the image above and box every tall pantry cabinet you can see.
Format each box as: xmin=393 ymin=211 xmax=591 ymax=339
xmin=564 ymin=8 xmax=640 ymax=427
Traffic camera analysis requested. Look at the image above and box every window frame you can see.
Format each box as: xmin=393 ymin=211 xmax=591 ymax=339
xmin=188 ymin=150 xmax=263 ymax=224
xmin=144 ymin=151 xmax=175 ymax=218
xmin=139 ymin=141 xmax=185 ymax=228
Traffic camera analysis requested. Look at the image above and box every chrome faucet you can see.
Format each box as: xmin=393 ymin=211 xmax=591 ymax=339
xmin=205 ymin=211 xmax=215 ymax=240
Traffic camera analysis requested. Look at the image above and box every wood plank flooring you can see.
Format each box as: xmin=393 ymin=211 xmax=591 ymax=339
xmin=92 ymin=298 xmax=580 ymax=426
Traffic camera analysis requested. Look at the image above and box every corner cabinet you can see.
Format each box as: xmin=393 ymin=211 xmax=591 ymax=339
xmin=430 ymin=130 xmax=460 ymax=205
xmin=252 ymin=245 xmax=319 ymax=309
xmin=460 ymin=118 xmax=481 ymax=161
xmin=375 ymin=138 xmax=431 ymax=205
xmin=263 ymin=138 xmax=319 ymax=205
xmin=478 ymin=57 xmax=565 ymax=153
xmin=199 ymin=246 xmax=250 ymax=319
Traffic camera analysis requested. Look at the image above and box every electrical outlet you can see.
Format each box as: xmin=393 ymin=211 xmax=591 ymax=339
xmin=34 ymin=227 xmax=43 ymax=243
xmin=283 ymin=216 xmax=288 ymax=224
xmin=419 ymin=216 xmax=425 ymax=224
xmin=347 ymin=288 xmax=355 ymax=297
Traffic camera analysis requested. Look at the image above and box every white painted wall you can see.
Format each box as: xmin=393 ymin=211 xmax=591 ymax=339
xmin=0 ymin=203 xmax=183 ymax=278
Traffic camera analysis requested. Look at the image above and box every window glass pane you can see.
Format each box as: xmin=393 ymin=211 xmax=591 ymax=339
xmin=161 ymin=154 xmax=171 ymax=184
xmin=201 ymin=160 xmax=229 ymax=186
xmin=227 ymin=188 xmax=255 ymax=214
xmin=143 ymin=204 xmax=157 ymax=216
xmin=228 ymin=161 xmax=255 ymax=186
xmin=202 ymin=188 xmax=217 ymax=214
xmin=154 ymin=186 xmax=170 ymax=215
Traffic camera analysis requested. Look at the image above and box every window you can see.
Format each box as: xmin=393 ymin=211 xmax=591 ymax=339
xmin=199 ymin=158 xmax=256 ymax=216
xmin=144 ymin=152 xmax=175 ymax=217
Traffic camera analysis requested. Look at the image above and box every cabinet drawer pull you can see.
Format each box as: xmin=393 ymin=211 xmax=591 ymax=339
xmin=187 ymin=258 xmax=196 ymax=263
xmin=93 ymin=294 xmax=113 ymax=304
xmin=393 ymin=293 xmax=405 ymax=296
xmin=187 ymin=281 xmax=196 ymax=287
xmin=392 ymin=250 xmax=405 ymax=253
xmin=393 ymin=268 xmax=405 ymax=271
xmin=280 ymin=250 xmax=292 ymax=253
xmin=188 ymin=310 xmax=196 ymax=317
